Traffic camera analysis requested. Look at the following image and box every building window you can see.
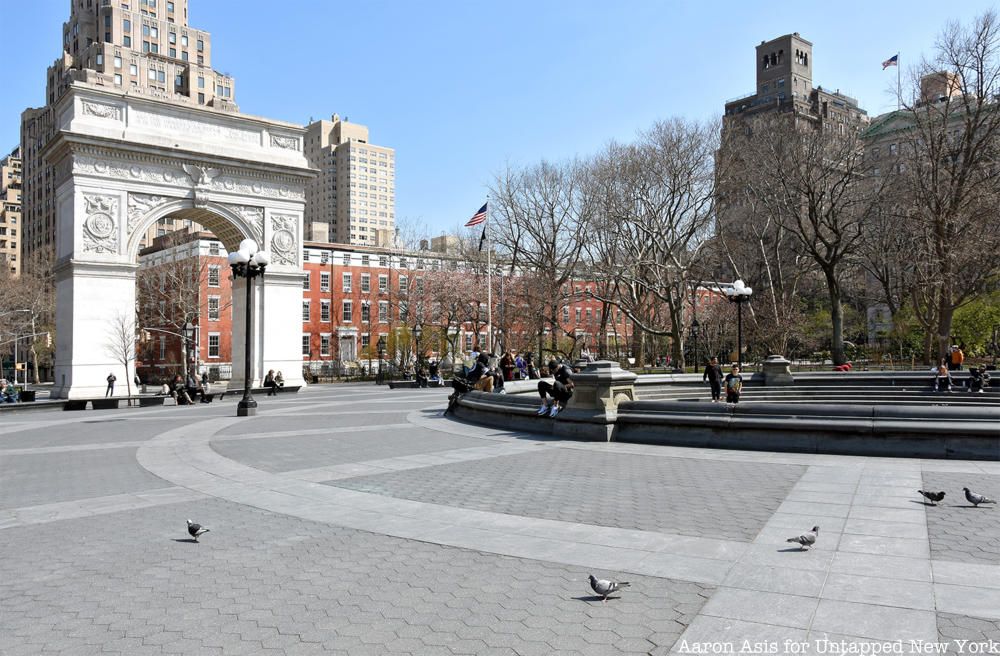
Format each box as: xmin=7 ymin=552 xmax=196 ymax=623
xmin=378 ymin=301 xmax=388 ymax=323
xmin=562 ymin=306 xmax=570 ymax=323
xmin=123 ymin=18 xmax=131 ymax=32
xmin=197 ymin=38 xmax=204 ymax=51
xmin=379 ymin=256 xmax=388 ymax=267
xmin=208 ymin=265 xmax=220 ymax=287
xmin=209 ymin=241 xmax=220 ymax=256
xmin=181 ymin=35 xmax=188 ymax=46
xmin=159 ymin=336 xmax=166 ymax=360
xmin=302 ymin=334 xmax=310 ymax=356
xmin=342 ymin=273 xmax=352 ymax=292
xmin=123 ymin=35 xmax=131 ymax=47
xmin=197 ymin=75 xmax=204 ymax=88
xmin=208 ymin=296 xmax=220 ymax=321
xmin=399 ymin=301 xmax=408 ymax=322
xmin=197 ymin=92 xmax=204 ymax=104
xmin=399 ymin=275 xmax=408 ymax=294
xmin=130 ymin=63 xmax=137 ymax=75
xmin=342 ymin=300 xmax=353 ymax=322
xmin=320 ymin=334 xmax=331 ymax=357
xmin=168 ymin=31 xmax=176 ymax=44
xmin=361 ymin=255 xmax=370 ymax=266
xmin=320 ymin=300 xmax=331 ymax=322
xmin=361 ymin=334 xmax=370 ymax=350
xmin=114 ymin=56 xmax=122 ymax=68
xmin=302 ymin=273 xmax=310 ymax=290
xmin=320 ymin=272 xmax=330 ymax=291
xmin=378 ymin=274 xmax=388 ymax=292
xmin=361 ymin=302 xmax=370 ymax=323
xmin=360 ymin=273 xmax=370 ymax=293
xmin=114 ymin=73 xmax=122 ymax=85
xmin=302 ymin=301 xmax=310 ymax=322
xmin=208 ymin=333 xmax=220 ymax=358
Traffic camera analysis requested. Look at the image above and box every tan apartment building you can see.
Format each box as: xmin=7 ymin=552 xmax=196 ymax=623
xmin=723 ymin=33 xmax=869 ymax=134
xmin=0 ymin=146 xmax=22 ymax=276
xmin=21 ymin=0 xmax=238 ymax=272
xmin=304 ymin=114 xmax=396 ymax=247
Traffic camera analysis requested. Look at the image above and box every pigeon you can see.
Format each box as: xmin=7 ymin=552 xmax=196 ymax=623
xmin=187 ymin=519 xmax=210 ymax=542
xmin=918 ymin=490 xmax=946 ymax=505
xmin=589 ymin=574 xmax=630 ymax=602
xmin=964 ymin=488 xmax=997 ymax=507
xmin=786 ymin=526 xmax=819 ymax=550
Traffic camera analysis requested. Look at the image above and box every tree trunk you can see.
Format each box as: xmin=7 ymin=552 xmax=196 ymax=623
xmin=825 ymin=269 xmax=846 ymax=365
xmin=937 ymin=295 xmax=955 ymax=365
xmin=30 ymin=344 xmax=40 ymax=385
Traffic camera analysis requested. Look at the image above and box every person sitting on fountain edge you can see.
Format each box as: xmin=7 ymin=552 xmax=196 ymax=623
xmin=537 ymin=359 xmax=575 ymax=418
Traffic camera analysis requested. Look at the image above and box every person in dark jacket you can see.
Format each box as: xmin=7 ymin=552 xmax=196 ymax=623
xmin=264 ymin=369 xmax=277 ymax=396
xmin=537 ymin=360 xmax=574 ymax=418
xmin=467 ymin=353 xmax=494 ymax=393
xmin=702 ymin=357 xmax=723 ymax=402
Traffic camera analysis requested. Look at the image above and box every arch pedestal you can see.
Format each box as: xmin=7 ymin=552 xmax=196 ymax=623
xmin=45 ymin=85 xmax=314 ymax=399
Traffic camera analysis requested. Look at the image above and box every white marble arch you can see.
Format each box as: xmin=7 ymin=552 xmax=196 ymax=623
xmin=44 ymin=84 xmax=315 ymax=399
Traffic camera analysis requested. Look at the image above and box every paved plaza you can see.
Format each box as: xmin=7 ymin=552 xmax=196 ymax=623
xmin=1 ymin=385 xmax=999 ymax=655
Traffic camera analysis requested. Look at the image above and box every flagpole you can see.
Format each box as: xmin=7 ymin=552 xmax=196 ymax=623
xmin=896 ymin=52 xmax=903 ymax=112
xmin=486 ymin=201 xmax=493 ymax=354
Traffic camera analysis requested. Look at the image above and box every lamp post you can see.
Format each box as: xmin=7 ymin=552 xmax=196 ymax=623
xmin=228 ymin=239 xmax=270 ymax=417
xmin=413 ymin=324 xmax=423 ymax=370
xmin=724 ymin=279 xmax=753 ymax=370
xmin=376 ymin=335 xmax=386 ymax=385
xmin=690 ymin=317 xmax=700 ymax=373
xmin=182 ymin=321 xmax=195 ymax=375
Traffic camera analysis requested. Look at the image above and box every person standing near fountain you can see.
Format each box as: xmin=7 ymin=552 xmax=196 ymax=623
xmin=724 ymin=365 xmax=743 ymax=404
xmin=703 ymin=357 xmax=723 ymax=403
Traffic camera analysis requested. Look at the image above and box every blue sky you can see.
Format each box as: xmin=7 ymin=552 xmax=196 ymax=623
xmin=0 ymin=1 xmax=994 ymax=236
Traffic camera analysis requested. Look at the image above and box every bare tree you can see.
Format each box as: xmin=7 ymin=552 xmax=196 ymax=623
xmin=730 ymin=115 xmax=881 ymax=365
xmin=585 ymin=118 xmax=720 ymax=368
xmin=892 ymin=10 xmax=1000 ymax=361
xmin=489 ymin=160 xmax=592 ymax=356
xmin=105 ymin=312 xmax=136 ymax=400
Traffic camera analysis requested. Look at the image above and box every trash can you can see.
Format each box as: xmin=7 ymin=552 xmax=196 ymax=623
xmin=19 ymin=390 xmax=36 ymax=402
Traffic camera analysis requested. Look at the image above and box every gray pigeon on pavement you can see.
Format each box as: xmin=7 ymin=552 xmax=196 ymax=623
xmin=786 ymin=526 xmax=819 ymax=550
xmin=918 ymin=490 xmax=946 ymax=505
xmin=589 ymin=574 xmax=630 ymax=602
xmin=964 ymin=488 xmax=997 ymax=507
xmin=187 ymin=519 xmax=210 ymax=542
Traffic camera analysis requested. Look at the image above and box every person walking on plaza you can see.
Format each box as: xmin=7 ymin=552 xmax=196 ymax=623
xmin=702 ymin=356 xmax=723 ymax=402
xmin=105 ymin=372 xmax=116 ymax=397
xmin=724 ymin=365 xmax=743 ymax=404
xmin=537 ymin=359 xmax=575 ymax=418
xmin=264 ymin=369 xmax=276 ymax=396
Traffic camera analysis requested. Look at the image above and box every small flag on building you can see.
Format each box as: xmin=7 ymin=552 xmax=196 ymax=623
xmin=882 ymin=54 xmax=898 ymax=70
xmin=465 ymin=203 xmax=488 ymax=227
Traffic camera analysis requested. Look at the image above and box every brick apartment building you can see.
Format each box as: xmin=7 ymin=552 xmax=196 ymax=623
xmin=135 ymin=233 xmax=668 ymax=382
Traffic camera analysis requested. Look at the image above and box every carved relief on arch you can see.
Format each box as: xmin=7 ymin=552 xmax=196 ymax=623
xmin=126 ymin=193 xmax=173 ymax=236
xmin=82 ymin=194 xmax=120 ymax=254
xmin=221 ymin=204 xmax=264 ymax=246
xmin=269 ymin=214 xmax=298 ymax=266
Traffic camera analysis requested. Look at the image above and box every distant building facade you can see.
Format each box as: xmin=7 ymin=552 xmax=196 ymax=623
xmin=21 ymin=0 xmax=238 ymax=271
xmin=304 ymin=115 xmax=396 ymax=247
xmin=0 ymin=147 xmax=22 ymax=276
xmin=723 ymin=33 xmax=869 ymax=132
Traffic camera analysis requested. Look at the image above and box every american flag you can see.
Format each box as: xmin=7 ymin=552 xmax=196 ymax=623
xmin=882 ymin=54 xmax=898 ymax=70
xmin=465 ymin=203 xmax=488 ymax=227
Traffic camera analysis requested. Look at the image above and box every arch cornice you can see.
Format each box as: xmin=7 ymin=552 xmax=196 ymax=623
xmin=126 ymin=197 xmax=261 ymax=259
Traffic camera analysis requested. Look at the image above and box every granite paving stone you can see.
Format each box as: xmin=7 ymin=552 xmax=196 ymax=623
xmin=0 ymin=496 xmax=712 ymax=655
xmin=0 ymin=447 xmax=172 ymax=509
xmin=210 ymin=427 xmax=489 ymax=473
xmin=329 ymin=448 xmax=806 ymax=540
xmin=922 ymin=471 xmax=1000 ymax=564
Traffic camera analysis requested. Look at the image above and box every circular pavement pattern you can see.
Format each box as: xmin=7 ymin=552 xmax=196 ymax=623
xmin=1 ymin=384 xmax=999 ymax=655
